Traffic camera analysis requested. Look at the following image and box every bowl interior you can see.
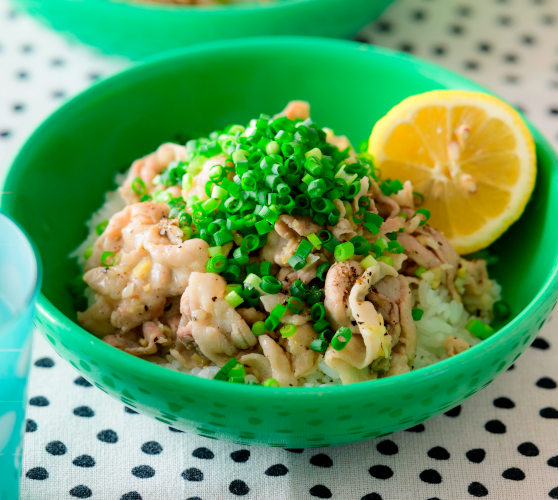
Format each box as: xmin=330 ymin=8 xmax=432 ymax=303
xmin=2 ymin=38 xmax=557 ymax=446
xmin=4 ymin=39 xmax=556 ymax=322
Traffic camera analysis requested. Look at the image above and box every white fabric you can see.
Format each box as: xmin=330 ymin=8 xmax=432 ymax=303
xmin=0 ymin=0 xmax=557 ymax=498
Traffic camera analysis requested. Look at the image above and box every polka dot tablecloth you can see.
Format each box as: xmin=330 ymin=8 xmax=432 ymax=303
xmin=1 ymin=0 xmax=558 ymax=498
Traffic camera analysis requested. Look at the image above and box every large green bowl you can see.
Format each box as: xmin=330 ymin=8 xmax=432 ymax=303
xmin=2 ymin=38 xmax=557 ymax=447
xmin=13 ymin=0 xmax=392 ymax=59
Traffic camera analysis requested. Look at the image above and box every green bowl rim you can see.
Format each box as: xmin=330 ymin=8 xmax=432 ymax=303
xmin=5 ymin=36 xmax=558 ymax=397
xmin=78 ymin=0 xmax=333 ymax=14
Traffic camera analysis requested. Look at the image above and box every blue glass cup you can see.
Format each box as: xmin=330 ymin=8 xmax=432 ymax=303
xmin=0 ymin=214 xmax=41 ymax=500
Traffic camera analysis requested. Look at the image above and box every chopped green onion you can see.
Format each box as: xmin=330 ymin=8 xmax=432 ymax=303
xmin=206 ymin=255 xmax=227 ymax=274
xmin=226 ymin=284 xmax=242 ymax=294
xmin=260 ymin=275 xmax=282 ymax=294
xmin=378 ymin=256 xmax=394 ymax=266
xmin=312 ymin=318 xmax=330 ymax=333
xmin=95 ymin=220 xmax=108 ymax=235
xmin=228 ymin=363 xmax=246 ymax=379
xmin=465 ymin=318 xmax=495 ymax=340
xmin=493 ymin=300 xmax=511 ymax=320
xmin=290 ymin=280 xmax=309 ymax=300
xmin=214 ymin=358 xmax=238 ymax=381
xmin=331 ymin=327 xmax=352 ymax=351
xmin=316 ymin=262 xmax=330 ymax=281
xmin=252 ymin=321 xmax=266 ymax=336
xmin=287 ymin=297 xmax=304 ymax=314
xmin=305 ymin=286 xmax=324 ymax=305
xmin=311 ymin=303 xmax=326 ymax=322
xmin=262 ymin=378 xmax=280 ymax=387
xmin=225 ymin=291 xmax=244 ymax=308
xmin=83 ymin=246 xmax=93 ymax=261
xmin=288 ymin=254 xmax=307 ymax=270
xmin=265 ymin=303 xmax=287 ymax=331
xmin=255 ymin=220 xmax=273 ymax=235
xmin=415 ymin=208 xmax=431 ymax=226
xmin=412 ymin=308 xmax=424 ymax=321
xmin=360 ymin=255 xmax=377 ymax=269
xmin=415 ymin=266 xmax=427 ymax=277
xmin=229 ymin=376 xmax=245 ymax=384
xmin=101 ymin=251 xmax=116 ymax=267
xmin=334 ymin=242 xmax=355 ymax=262
xmin=280 ymin=324 xmax=297 ymax=338
xmin=233 ymin=246 xmax=249 ymax=265
xmin=307 ymin=233 xmax=322 ymax=249
xmin=208 ymin=246 xmax=224 ymax=257
xmin=413 ymin=191 xmax=425 ymax=206
xmin=310 ymin=339 xmax=328 ymax=353
xmin=131 ymin=177 xmax=146 ymax=196
xmin=214 ymin=228 xmax=234 ymax=245
xmin=387 ymin=240 xmax=404 ymax=254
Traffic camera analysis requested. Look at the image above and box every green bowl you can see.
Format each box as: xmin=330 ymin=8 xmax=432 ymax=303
xmin=13 ymin=0 xmax=392 ymax=59
xmin=2 ymin=38 xmax=557 ymax=447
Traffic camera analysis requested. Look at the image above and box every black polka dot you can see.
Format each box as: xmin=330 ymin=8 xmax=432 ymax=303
xmin=182 ymin=467 xmax=203 ymax=481
xmin=26 ymin=467 xmax=48 ymax=480
xmin=74 ymin=377 xmax=92 ymax=387
xmin=132 ymin=465 xmax=155 ymax=479
xmin=485 ymin=420 xmax=506 ymax=433
xmin=477 ymin=41 xmax=492 ymax=53
xmin=537 ymin=377 xmax=557 ymax=389
xmin=229 ymin=479 xmax=249 ymax=496
xmin=405 ymin=424 xmax=425 ymax=433
xmin=1 ymin=129 xmax=12 ymax=138
xmin=46 ymin=440 xmax=67 ymax=456
xmin=51 ymin=90 xmax=66 ymax=99
xmin=72 ymin=455 xmax=95 ymax=468
xmin=141 ymin=441 xmax=162 ymax=455
xmin=497 ymin=15 xmax=512 ymax=26
xmin=69 ymin=485 xmax=92 ymax=498
xmin=541 ymin=13 xmax=555 ymax=25
xmin=231 ymin=449 xmax=250 ymax=463
xmin=26 ymin=419 xmax=37 ymax=432
xmin=493 ymin=397 xmax=515 ymax=409
xmin=121 ymin=493 xmax=142 ymax=500
xmin=310 ymin=453 xmax=333 ymax=467
xmin=411 ymin=9 xmax=426 ymax=21
xmin=456 ymin=5 xmax=472 ymax=16
xmin=502 ymin=467 xmax=525 ymax=480
xmin=29 ymin=395 xmax=49 ymax=407
xmin=12 ymin=103 xmax=25 ymax=112
xmin=376 ymin=439 xmax=398 ymax=455
xmin=504 ymin=74 xmax=520 ymax=84
xmin=398 ymin=42 xmax=414 ymax=53
xmin=192 ymin=447 xmax=214 ymax=459
xmin=88 ymin=72 xmax=102 ymax=81
xmin=444 ymin=405 xmax=461 ymax=417
xmin=16 ymin=70 xmax=29 ymax=79
xmin=503 ymin=53 xmax=519 ymax=63
xmin=375 ymin=20 xmax=392 ymax=33
xmin=50 ymin=58 xmax=65 ymax=67
xmin=419 ymin=469 xmax=442 ymax=484
xmin=284 ymin=448 xmax=304 ymax=453
xmin=97 ymin=429 xmax=118 ymax=443
xmin=468 ymin=482 xmax=488 ymax=497
xmin=432 ymin=44 xmax=447 ymax=56
xmin=361 ymin=494 xmax=382 ymax=500
xmin=549 ymin=487 xmax=558 ymax=499
xmin=265 ymin=464 xmax=289 ymax=476
xmin=73 ymin=406 xmax=95 ymax=417
xmin=427 ymin=446 xmax=450 ymax=460
xmin=548 ymin=456 xmax=558 ymax=468
xmin=34 ymin=357 xmax=54 ymax=368
xmin=186 ymin=498 xmax=202 ymax=500
xmin=168 ymin=426 xmax=184 ymax=433
xmin=531 ymin=337 xmax=550 ymax=349
xmin=466 ymin=448 xmax=486 ymax=463
xmin=464 ymin=60 xmax=479 ymax=70
xmin=20 ymin=43 xmax=33 ymax=53
xmin=517 ymin=442 xmax=539 ymax=457
xmin=520 ymin=34 xmax=536 ymax=45
xmin=449 ymin=24 xmax=464 ymax=35
xmin=540 ymin=407 xmax=558 ymax=419
xmin=507 ymin=364 xmax=516 ymax=371
xmin=309 ymin=485 xmax=332 ymax=498
xmin=124 ymin=406 xmax=138 ymax=414
xmin=368 ymin=465 xmax=393 ymax=480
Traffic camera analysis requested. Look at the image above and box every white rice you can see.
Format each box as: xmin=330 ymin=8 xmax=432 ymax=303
xmin=76 ymin=179 xmax=501 ymax=385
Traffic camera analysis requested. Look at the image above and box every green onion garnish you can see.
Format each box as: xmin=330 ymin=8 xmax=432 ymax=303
xmin=252 ymin=321 xmax=266 ymax=336
xmin=378 ymin=256 xmax=394 ymax=266
xmin=95 ymin=220 xmax=108 ymax=236
xmin=287 ymin=297 xmax=304 ymax=314
xmin=412 ymin=308 xmax=424 ymax=321
xmin=465 ymin=318 xmax=495 ymax=340
xmin=415 ymin=266 xmax=427 ymax=277
xmin=101 ymin=251 xmax=116 ymax=267
xmin=262 ymin=378 xmax=280 ymax=387
xmin=493 ymin=300 xmax=511 ymax=320
xmin=225 ymin=290 xmax=244 ymax=308
xmin=331 ymin=327 xmax=352 ymax=351
xmin=310 ymin=339 xmax=328 ymax=353
xmin=311 ymin=303 xmax=326 ymax=322
xmin=316 ymin=263 xmax=330 ymax=281
xmin=260 ymin=276 xmax=282 ymax=294
xmin=415 ymin=208 xmax=431 ymax=226
xmin=360 ymin=255 xmax=377 ymax=269
xmin=131 ymin=177 xmax=146 ymax=196
xmin=334 ymin=242 xmax=355 ymax=262
xmin=214 ymin=358 xmax=238 ymax=381
xmin=206 ymin=255 xmax=227 ymax=274
xmin=280 ymin=324 xmax=297 ymax=338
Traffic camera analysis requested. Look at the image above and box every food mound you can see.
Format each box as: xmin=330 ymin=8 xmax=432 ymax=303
xmin=75 ymin=101 xmax=501 ymax=387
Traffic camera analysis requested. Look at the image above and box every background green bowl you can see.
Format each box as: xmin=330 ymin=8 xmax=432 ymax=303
xmin=13 ymin=0 xmax=392 ymax=59
xmin=2 ymin=38 xmax=557 ymax=447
